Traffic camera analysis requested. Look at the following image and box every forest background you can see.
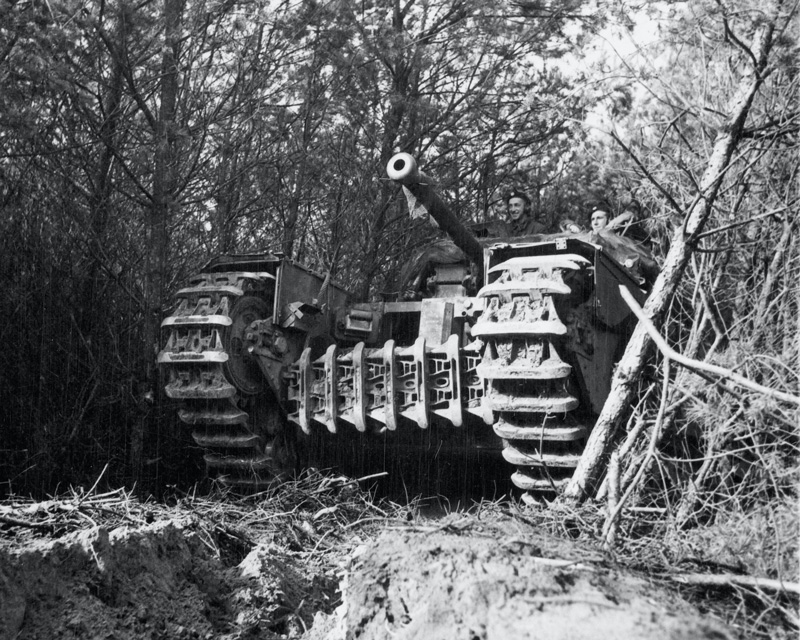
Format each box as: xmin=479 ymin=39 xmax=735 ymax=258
xmin=0 ymin=0 xmax=797 ymax=540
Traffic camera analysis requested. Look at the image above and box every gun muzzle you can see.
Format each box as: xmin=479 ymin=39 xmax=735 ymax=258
xmin=387 ymin=153 xmax=484 ymax=269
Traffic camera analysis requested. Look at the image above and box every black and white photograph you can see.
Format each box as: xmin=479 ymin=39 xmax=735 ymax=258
xmin=0 ymin=1 xmax=797 ymax=638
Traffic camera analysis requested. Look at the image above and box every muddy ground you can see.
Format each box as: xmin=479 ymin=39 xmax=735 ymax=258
xmin=1 ymin=476 xmax=769 ymax=640
xmin=0 ymin=515 xmax=738 ymax=640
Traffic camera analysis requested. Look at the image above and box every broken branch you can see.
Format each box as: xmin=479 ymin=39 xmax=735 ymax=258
xmin=672 ymin=572 xmax=800 ymax=596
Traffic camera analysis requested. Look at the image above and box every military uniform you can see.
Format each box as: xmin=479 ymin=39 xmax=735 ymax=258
xmin=509 ymin=215 xmax=547 ymax=236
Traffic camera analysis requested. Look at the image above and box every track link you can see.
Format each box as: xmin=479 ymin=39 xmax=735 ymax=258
xmin=158 ymin=271 xmax=289 ymax=490
xmin=472 ymin=254 xmax=590 ymax=498
xmin=286 ymin=334 xmax=480 ymax=434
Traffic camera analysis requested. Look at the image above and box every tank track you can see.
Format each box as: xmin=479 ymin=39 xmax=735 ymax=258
xmin=472 ymin=254 xmax=590 ymax=500
xmin=158 ymin=271 xmax=289 ymax=490
xmin=286 ymin=334 xmax=483 ymax=434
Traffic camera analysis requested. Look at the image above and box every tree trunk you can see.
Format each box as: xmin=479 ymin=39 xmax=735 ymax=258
xmin=75 ymin=5 xmax=128 ymax=434
xmin=561 ymin=17 xmax=778 ymax=504
xmin=138 ymin=0 xmax=185 ymax=478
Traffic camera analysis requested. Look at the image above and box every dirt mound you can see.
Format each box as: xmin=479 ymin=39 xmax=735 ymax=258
xmin=307 ymin=516 xmax=735 ymax=640
xmin=0 ymin=518 xmax=337 ymax=640
xmin=0 ymin=494 xmax=746 ymax=640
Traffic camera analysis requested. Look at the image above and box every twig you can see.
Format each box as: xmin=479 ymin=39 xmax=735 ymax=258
xmin=694 ymin=207 xmax=787 ymax=240
xmin=672 ymin=572 xmax=800 ymax=596
xmin=521 ymin=556 xmax=596 ymax=572
xmin=0 ymin=514 xmax=56 ymax=531
xmin=620 ymin=286 xmax=800 ymax=406
xmin=601 ymin=356 xmax=671 ymax=545
xmin=309 ymin=528 xmax=336 ymax=554
xmin=674 ymin=406 xmax=746 ymax=527
xmin=364 ymin=501 xmax=389 ymax=517
xmin=609 ymin=129 xmax=687 ymax=218
xmin=311 ymin=472 xmax=388 ymax=495
xmin=353 ymin=471 xmax=389 ymax=483
xmin=75 ymin=463 xmax=109 ymax=508
xmin=603 ymin=451 xmax=620 ymax=551
xmin=523 ymin=595 xmax=618 ymax=608
xmin=596 ymin=388 xmax=657 ymax=501
xmin=343 ymin=516 xmax=393 ymax=530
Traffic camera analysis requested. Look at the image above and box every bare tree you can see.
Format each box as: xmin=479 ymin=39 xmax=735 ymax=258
xmin=563 ymin=2 xmax=795 ymax=503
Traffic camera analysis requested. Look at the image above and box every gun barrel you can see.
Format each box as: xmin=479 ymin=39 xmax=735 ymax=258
xmin=387 ymin=153 xmax=484 ymax=269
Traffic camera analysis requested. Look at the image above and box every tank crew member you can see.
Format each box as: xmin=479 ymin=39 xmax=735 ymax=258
xmin=507 ymin=191 xmax=547 ymax=236
xmin=590 ymin=207 xmax=635 ymax=235
xmin=590 ymin=208 xmax=610 ymax=233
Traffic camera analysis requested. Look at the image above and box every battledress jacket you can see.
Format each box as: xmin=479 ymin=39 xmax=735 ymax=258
xmin=510 ymin=215 xmax=548 ymax=236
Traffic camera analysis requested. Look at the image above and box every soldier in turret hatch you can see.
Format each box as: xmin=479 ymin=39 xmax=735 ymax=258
xmin=506 ymin=191 xmax=547 ymax=236
xmin=590 ymin=207 xmax=635 ymax=235
xmin=590 ymin=208 xmax=611 ymax=233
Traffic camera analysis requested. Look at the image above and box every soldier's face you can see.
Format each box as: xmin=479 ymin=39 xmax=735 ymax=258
xmin=508 ymin=197 xmax=527 ymax=221
xmin=591 ymin=210 xmax=609 ymax=232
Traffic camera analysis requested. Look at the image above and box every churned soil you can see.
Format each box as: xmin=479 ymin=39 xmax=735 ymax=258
xmin=0 ymin=516 xmax=340 ymax=640
xmin=0 ymin=492 xmax=738 ymax=640
xmin=305 ymin=517 xmax=735 ymax=640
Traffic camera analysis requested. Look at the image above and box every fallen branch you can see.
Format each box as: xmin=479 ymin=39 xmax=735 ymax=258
xmin=672 ymin=572 xmax=800 ymax=596
xmin=0 ymin=513 xmax=56 ymax=531
xmin=619 ymin=285 xmax=800 ymax=407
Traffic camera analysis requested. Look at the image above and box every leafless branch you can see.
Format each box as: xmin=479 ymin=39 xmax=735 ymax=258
xmin=619 ymin=285 xmax=800 ymax=407
xmin=609 ymin=129 xmax=686 ymax=218
xmin=673 ymin=572 xmax=800 ymax=596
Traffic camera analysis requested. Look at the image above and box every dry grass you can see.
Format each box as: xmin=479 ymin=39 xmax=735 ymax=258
xmin=0 ymin=467 xmax=413 ymax=566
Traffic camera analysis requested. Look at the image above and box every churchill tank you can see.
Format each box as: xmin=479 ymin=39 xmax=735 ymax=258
xmin=158 ymin=153 xmax=656 ymax=502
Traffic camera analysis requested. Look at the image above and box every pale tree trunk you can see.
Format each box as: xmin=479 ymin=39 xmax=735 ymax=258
xmin=561 ymin=17 xmax=779 ymax=504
